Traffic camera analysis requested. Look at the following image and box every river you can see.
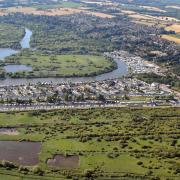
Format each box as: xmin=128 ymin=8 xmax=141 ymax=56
xmin=0 ymin=28 xmax=128 ymax=86
xmin=0 ymin=48 xmax=18 ymax=60
xmin=20 ymin=28 xmax=32 ymax=49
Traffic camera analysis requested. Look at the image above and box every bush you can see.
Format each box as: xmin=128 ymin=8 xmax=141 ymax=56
xmin=32 ymin=166 xmax=44 ymax=176
xmin=1 ymin=160 xmax=17 ymax=169
xmin=84 ymin=169 xmax=96 ymax=178
xmin=107 ymin=152 xmax=119 ymax=158
xmin=137 ymin=161 xmax=143 ymax=165
xmin=18 ymin=165 xmax=29 ymax=174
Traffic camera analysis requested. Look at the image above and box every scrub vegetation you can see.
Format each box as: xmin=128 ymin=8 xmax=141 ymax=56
xmin=0 ymin=107 xmax=179 ymax=179
xmin=0 ymin=23 xmax=24 ymax=49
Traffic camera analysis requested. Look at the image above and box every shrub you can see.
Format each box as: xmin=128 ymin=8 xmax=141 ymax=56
xmin=32 ymin=166 xmax=44 ymax=176
xmin=18 ymin=166 xmax=29 ymax=174
xmin=84 ymin=169 xmax=96 ymax=178
xmin=137 ymin=161 xmax=143 ymax=165
xmin=1 ymin=160 xmax=17 ymax=169
xmin=107 ymin=152 xmax=119 ymax=158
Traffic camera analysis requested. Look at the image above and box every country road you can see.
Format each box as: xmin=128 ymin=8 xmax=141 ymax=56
xmin=0 ymin=101 xmax=179 ymax=112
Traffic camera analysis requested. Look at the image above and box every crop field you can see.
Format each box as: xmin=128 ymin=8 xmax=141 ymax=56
xmin=0 ymin=7 xmax=114 ymax=18
xmin=4 ymin=51 xmax=116 ymax=78
xmin=162 ymin=34 xmax=180 ymax=44
xmin=160 ymin=24 xmax=180 ymax=43
xmin=138 ymin=6 xmax=166 ymax=12
xmin=33 ymin=1 xmax=86 ymax=9
xmin=121 ymin=10 xmax=180 ymax=43
xmin=165 ymin=24 xmax=180 ymax=33
xmin=0 ymin=107 xmax=179 ymax=179
xmin=125 ymin=11 xmax=179 ymax=23
xmin=162 ymin=24 xmax=180 ymax=43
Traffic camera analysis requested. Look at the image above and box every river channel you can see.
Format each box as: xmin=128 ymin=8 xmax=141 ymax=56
xmin=0 ymin=28 xmax=128 ymax=86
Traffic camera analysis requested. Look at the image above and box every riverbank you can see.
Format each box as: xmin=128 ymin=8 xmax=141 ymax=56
xmin=0 ymin=59 xmax=127 ymax=85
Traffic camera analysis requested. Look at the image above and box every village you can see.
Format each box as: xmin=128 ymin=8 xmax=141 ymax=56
xmin=0 ymin=50 xmax=179 ymax=109
xmin=0 ymin=77 xmax=176 ymax=105
xmin=105 ymin=51 xmax=163 ymax=75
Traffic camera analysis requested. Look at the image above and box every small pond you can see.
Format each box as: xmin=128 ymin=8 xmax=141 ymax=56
xmin=0 ymin=141 xmax=41 ymax=165
xmin=4 ymin=65 xmax=32 ymax=73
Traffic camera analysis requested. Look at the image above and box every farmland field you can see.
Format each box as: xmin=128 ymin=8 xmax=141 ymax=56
xmin=0 ymin=107 xmax=179 ymax=179
xmin=33 ymin=1 xmax=86 ymax=9
xmin=165 ymin=24 xmax=180 ymax=33
xmin=0 ymin=6 xmax=114 ymax=18
xmin=162 ymin=34 xmax=180 ymax=44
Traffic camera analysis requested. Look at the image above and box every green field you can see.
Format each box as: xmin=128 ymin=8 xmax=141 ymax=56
xmin=0 ymin=23 xmax=24 ymax=49
xmin=4 ymin=50 xmax=116 ymax=78
xmin=0 ymin=107 xmax=179 ymax=179
xmin=33 ymin=1 xmax=86 ymax=9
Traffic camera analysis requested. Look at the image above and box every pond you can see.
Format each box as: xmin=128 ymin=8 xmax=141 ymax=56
xmin=47 ymin=154 xmax=79 ymax=169
xmin=4 ymin=65 xmax=32 ymax=73
xmin=0 ymin=141 xmax=41 ymax=166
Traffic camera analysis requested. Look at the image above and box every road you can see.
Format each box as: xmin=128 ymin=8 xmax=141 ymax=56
xmin=0 ymin=101 xmax=179 ymax=112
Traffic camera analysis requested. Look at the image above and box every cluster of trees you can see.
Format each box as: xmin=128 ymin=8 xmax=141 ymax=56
xmin=137 ymin=73 xmax=180 ymax=89
xmin=0 ymin=13 xmax=165 ymax=54
xmin=0 ymin=67 xmax=6 ymax=79
xmin=0 ymin=23 xmax=24 ymax=49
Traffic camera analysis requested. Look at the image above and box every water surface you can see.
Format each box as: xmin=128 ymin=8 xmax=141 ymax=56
xmin=0 ymin=48 xmax=18 ymax=61
xmin=0 ymin=141 xmax=41 ymax=165
xmin=20 ymin=28 xmax=32 ymax=49
xmin=4 ymin=65 xmax=32 ymax=73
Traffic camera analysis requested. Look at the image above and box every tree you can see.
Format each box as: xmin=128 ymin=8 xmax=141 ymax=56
xmin=97 ymin=94 xmax=106 ymax=102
